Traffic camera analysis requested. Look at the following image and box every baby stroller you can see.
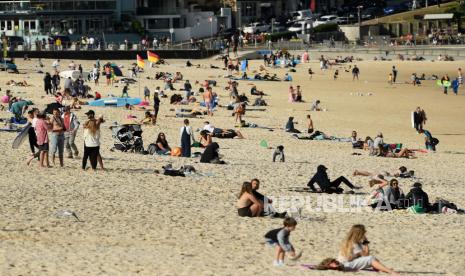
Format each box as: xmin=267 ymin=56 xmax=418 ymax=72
xmin=110 ymin=123 xmax=144 ymax=153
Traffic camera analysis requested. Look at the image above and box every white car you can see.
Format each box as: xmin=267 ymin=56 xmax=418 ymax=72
xmin=314 ymin=15 xmax=338 ymax=27
xmin=288 ymin=21 xmax=312 ymax=32
xmin=243 ymin=22 xmax=270 ymax=34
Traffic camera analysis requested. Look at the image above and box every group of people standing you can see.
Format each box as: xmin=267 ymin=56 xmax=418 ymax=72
xmin=26 ymin=107 xmax=103 ymax=171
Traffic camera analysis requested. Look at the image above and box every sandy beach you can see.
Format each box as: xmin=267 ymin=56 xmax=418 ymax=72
xmin=1 ymin=54 xmax=465 ymax=275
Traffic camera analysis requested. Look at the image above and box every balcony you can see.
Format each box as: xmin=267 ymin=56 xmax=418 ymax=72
xmin=136 ymin=7 xmax=181 ymax=16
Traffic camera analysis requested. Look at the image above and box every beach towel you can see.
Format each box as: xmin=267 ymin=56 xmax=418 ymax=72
xmin=301 ymin=264 xmax=376 ymax=272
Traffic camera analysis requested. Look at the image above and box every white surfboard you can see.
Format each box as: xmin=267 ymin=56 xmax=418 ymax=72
xmin=411 ymin=111 xmax=415 ymax=129
xmin=59 ymin=70 xmax=90 ymax=80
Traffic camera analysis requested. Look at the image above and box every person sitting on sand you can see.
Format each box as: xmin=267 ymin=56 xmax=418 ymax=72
xmin=384 ymin=179 xmax=405 ymax=209
xmin=253 ymin=95 xmax=267 ymax=106
xmin=264 ymin=217 xmax=302 ymax=267
xmin=250 ymin=85 xmax=265 ymax=96
xmin=154 ymin=132 xmax=171 ymax=155
xmin=199 ymin=130 xmax=213 ymax=148
xmin=237 ymin=181 xmax=262 ymax=217
xmin=251 ymin=179 xmax=286 ymax=218
xmin=307 ymin=165 xmax=360 ymax=194
xmin=140 ymin=111 xmax=155 ymax=125
xmin=368 ymin=176 xmax=396 ymax=210
xmin=419 ymin=129 xmax=438 ymax=151
xmin=351 ymin=131 xmax=364 ymax=149
xmin=338 ymin=224 xmax=400 ymax=275
xmin=285 ymin=117 xmax=301 ymax=134
xmin=200 ymin=142 xmax=225 ymax=164
xmin=405 ymin=182 xmax=431 ymax=212
xmin=310 ymin=100 xmax=322 ymax=111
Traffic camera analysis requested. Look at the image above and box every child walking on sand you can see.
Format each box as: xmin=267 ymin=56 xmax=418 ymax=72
xmin=264 ymin=217 xmax=302 ymax=266
xmin=388 ymin=73 xmax=393 ymax=85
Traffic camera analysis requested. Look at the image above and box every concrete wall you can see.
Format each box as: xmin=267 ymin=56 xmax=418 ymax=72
xmin=8 ymin=49 xmax=220 ymax=60
xmin=339 ymin=26 xmax=360 ymax=42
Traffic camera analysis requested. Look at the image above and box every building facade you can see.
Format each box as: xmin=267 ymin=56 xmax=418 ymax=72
xmin=0 ymin=0 xmax=135 ymax=36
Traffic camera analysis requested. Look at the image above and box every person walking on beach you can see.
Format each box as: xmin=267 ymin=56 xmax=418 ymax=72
xmin=92 ymin=64 xmax=99 ymax=86
xmin=180 ymin=119 xmax=195 ymax=157
xmin=26 ymin=109 xmax=40 ymax=165
xmin=413 ymin=107 xmax=426 ymax=133
xmin=82 ymin=110 xmax=103 ymax=171
xmin=153 ymin=92 xmax=160 ymax=121
xmin=441 ymin=74 xmax=450 ymax=94
xmin=352 ymin=65 xmax=360 ymax=80
xmin=338 ymin=224 xmax=400 ymax=275
xmin=62 ymin=106 xmax=79 ymax=159
xmin=52 ymin=59 xmax=60 ymax=70
xmin=44 ymin=72 xmax=52 ymax=95
xmin=307 ymin=114 xmax=314 ymax=134
xmin=50 ymin=108 xmax=65 ymax=167
xmin=34 ymin=112 xmax=52 ymax=168
xmin=203 ymin=87 xmax=214 ymax=116
xmin=392 ymin=66 xmax=398 ymax=83
xmin=121 ymin=84 xmax=129 ymax=98
xmin=104 ymin=64 xmax=111 ymax=86
xmin=51 ymin=71 xmax=60 ymax=94
xmin=264 ymin=217 xmax=302 ymax=267
xmin=144 ymin=86 xmax=150 ymax=102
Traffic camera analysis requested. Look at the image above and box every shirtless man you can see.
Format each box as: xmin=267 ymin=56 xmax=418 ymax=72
xmin=203 ymin=86 xmax=214 ymax=116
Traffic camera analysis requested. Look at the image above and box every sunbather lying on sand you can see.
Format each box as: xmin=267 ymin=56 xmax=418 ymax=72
xmin=353 ymin=166 xmax=414 ymax=178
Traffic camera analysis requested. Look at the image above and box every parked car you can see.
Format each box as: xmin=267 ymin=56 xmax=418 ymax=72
xmin=291 ymin=9 xmax=314 ymax=21
xmin=314 ymin=15 xmax=338 ymax=27
xmin=288 ymin=20 xmax=312 ymax=32
xmin=384 ymin=3 xmax=409 ymax=15
xmin=243 ymin=22 xmax=270 ymax=34
xmin=270 ymin=21 xmax=288 ymax=33
xmin=361 ymin=7 xmax=384 ymax=19
xmin=336 ymin=17 xmax=351 ymax=25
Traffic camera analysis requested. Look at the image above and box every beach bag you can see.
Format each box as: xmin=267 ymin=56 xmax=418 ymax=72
xmin=408 ymin=204 xmax=425 ymax=214
xmin=431 ymin=138 xmax=439 ymax=146
xmin=171 ymin=147 xmax=182 ymax=157
xmin=147 ymin=143 xmax=157 ymax=155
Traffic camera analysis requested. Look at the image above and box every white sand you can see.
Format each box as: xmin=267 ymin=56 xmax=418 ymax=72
xmin=0 ymin=56 xmax=464 ymax=275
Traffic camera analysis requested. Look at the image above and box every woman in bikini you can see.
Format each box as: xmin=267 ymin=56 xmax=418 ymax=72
xmin=237 ymin=182 xmax=263 ymax=217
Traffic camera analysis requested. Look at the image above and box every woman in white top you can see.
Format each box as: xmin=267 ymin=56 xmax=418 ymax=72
xmin=338 ymin=224 xmax=399 ymax=275
xmin=180 ymin=119 xmax=195 ymax=157
xmin=82 ymin=110 xmax=103 ymax=170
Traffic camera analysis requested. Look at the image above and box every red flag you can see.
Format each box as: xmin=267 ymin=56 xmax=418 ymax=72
xmin=310 ymin=0 xmax=316 ymax=12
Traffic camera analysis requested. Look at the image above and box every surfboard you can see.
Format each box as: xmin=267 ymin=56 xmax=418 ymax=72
xmin=59 ymin=70 xmax=90 ymax=81
xmin=88 ymin=97 xmax=142 ymax=107
xmin=411 ymin=111 xmax=415 ymax=129
xmin=12 ymin=123 xmax=31 ymax=149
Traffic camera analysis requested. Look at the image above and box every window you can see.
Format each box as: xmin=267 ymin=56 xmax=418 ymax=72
xmin=172 ymin=18 xmax=180 ymax=28
xmin=147 ymin=18 xmax=169 ymax=29
xmin=241 ymin=2 xmax=257 ymax=17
